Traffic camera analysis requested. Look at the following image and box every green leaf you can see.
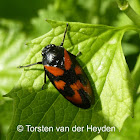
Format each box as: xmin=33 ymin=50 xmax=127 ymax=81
xmin=0 ymin=19 xmax=30 ymax=139
xmin=7 ymin=20 xmax=134 ymax=139
xmin=0 ymin=19 xmax=30 ymax=96
xmin=93 ymin=135 xmax=103 ymax=140
xmin=132 ymin=55 xmax=140 ymax=93
xmin=0 ymin=100 xmax=13 ymax=140
xmin=122 ymin=42 xmax=139 ymax=56
xmin=137 ymin=85 xmax=140 ymax=93
xmin=107 ymin=96 xmax=140 ymax=140
xmin=30 ymin=7 xmax=66 ymax=37
xmin=131 ymin=0 xmax=140 ymax=15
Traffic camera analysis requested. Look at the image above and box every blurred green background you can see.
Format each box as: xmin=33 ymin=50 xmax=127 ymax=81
xmin=0 ymin=0 xmax=140 ymax=139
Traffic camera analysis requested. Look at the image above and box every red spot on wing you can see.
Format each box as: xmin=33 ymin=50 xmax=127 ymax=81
xmin=54 ymin=80 xmax=66 ymax=90
xmin=82 ymin=81 xmax=92 ymax=96
xmin=44 ymin=65 xmax=64 ymax=76
xmin=66 ymin=80 xmax=92 ymax=104
xmin=66 ymin=80 xmax=82 ymax=104
xmin=75 ymin=79 xmax=92 ymax=96
xmin=64 ymin=49 xmax=72 ymax=70
xmin=75 ymin=65 xmax=83 ymax=75
xmin=70 ymin=80 xmax=81 ymax=91
xmin=66 ymin=90 xmax=82 ymax=104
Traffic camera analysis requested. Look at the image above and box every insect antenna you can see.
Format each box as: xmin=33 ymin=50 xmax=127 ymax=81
xmin=17 ymin=62 xmax=42 ymax=68
xmin=60 ymin=23 xmax=68 ymax=47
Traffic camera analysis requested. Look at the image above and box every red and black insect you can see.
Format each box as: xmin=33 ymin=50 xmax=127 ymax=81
xmin=19 ymin=24 xmax=94 ymax=109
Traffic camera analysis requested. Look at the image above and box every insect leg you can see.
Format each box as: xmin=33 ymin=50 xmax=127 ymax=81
xmin=17 ymin=62 xmax=42 ymax=68
xmin=42 ymin=68 xmax=47 ymax=90
xmin=76 ymin=52 xmax=82 ymax=57
xmin=60 ymin=23 xmax=68 ymax=47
